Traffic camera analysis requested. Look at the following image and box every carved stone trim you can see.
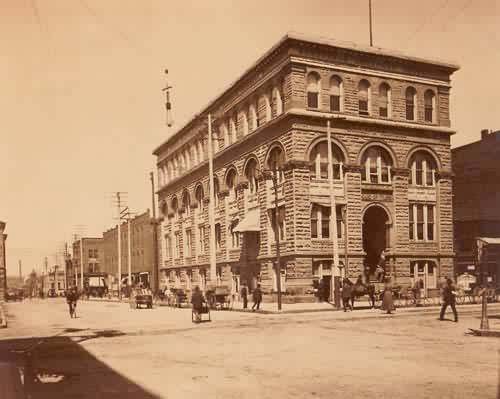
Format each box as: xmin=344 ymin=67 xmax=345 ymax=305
xmin=344 ymin=164 xmax=363 ymax=174
xmin=283 ymin=159 xmax=310 ymax=170
xmin=436 ymin=170 xmax=454 ymax=180
xmin=392 ymin=167 xmax=411 ymax=177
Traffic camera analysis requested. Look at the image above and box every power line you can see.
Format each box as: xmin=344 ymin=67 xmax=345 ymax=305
xmin=404 ymin=0 xmax=450 ymax=46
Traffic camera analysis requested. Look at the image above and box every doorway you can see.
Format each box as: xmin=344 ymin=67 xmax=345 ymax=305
xmin=363 ymin=205 xmax=390 ymax=279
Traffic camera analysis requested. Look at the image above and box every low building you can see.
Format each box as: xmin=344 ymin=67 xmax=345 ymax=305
xmin=102 ymin=210 xmax=155 ymax=288
xmin=0 ymin=221 xmax=6 ymax=301
xmin=452 ymin=129 xmax=500 ymax=287
xmin=42 ymin=267 xmax=66 ymax=296
xmin=71 ymin=237 xmax=104 ymax=282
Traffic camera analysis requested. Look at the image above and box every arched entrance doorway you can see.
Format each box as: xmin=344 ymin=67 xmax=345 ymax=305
xmin=363 ymin=205 xmax=390 ymax=280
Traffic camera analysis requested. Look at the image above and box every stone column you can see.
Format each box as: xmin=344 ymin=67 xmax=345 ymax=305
xmin=0 ymin=221 xmax=6 ymax=302
xmin=344 ymin=165 xmax=363 ymax=278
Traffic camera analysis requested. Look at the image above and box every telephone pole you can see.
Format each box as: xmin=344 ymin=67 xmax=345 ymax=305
xmin=150 ymin=172 xmax=159 ymax=292
xmin=18 ymin=260 xmax=22 ymax=284
xmin=112 ymin=192 xmax=128 ymax=299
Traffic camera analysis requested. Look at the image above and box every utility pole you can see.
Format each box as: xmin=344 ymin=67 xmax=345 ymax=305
xmin=18 ymin=260 xmax=22 ymax=285
xmin=162 ymin=69 xmax=173 ymax=128
xmin=207 ymin=113 xmax=217 ymax=282
xmin=113 ymin=192 xmax=128 ymax=299
xmin=150 ymin=171 xmax=159 ymax=292
xmin=271 ymin=169 xmax=282 ymax=311
xmin=43 ymin=256 xmax=48 ymax=298
xmin=327 ymin=119 xmax=341 ymax=308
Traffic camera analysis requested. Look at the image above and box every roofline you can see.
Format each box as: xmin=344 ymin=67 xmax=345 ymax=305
xmin=152 ymin=32 xmax=460 ymax=156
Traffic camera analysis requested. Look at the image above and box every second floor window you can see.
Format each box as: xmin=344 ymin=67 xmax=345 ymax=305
xmin=409 ymin=151 xmax=437 ymax=186
xmin=406 ymin=87 xmax=417 ymax=121
xmin=309 ymin=141 xmax=344 ymax=180
xmin=311 ymin=204 xmax=344 ymax=239
xmin=245 ymin=159 xmax=259 ymax=194
xmin=165 ymin=234 xmax=172 ymax=259
xmin=198 ymin=225 xmax=206 ymax=254
xmin=185 ymin=229 xmax=193 ymax=258
xmin=358 ymin=80 xmax=371 ymax=116
xmin=424 ymin=90 xmax=435 ymax=123
xmin=226 ymin=168 xmax=238 ymax=202
xmin=409 ymin=203 xmax=435 ymax=241
xmin=361 ymin=146 xmax=393 ymax=184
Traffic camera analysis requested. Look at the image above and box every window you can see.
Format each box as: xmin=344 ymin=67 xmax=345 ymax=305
xmin=191 ymin=144 xmax=198 ymax=166
xmin=361 ymin=146 xmax=393 ymax=184
xmin=226 ymin=168 xmax=238 ymax=202
xmin=182 ymin=192 xmax=191 ymax=217
xmin=410 ymin=261 xmax=437 ymax=289
xmin=165 ymin=234 xmax=172 ymax=259
xmin=409 ymin=151 xmax=437 ymax=186
xmin=272 ymin=87 xmax=283 ymax=116
xmin=213 ymin=178 xmax=220 ymax=207
xmin=269 ymin=206 xmax=286 ymax=241
xmin=230 ymin=117 xmax=237 ymax=143
xmin=358 ymin=80 xmax=371 ymax=116
xmin=171 ymin=196 xmax=178 ymax=221
xmin=424 ymin=90 xmax=435 ymax=123
xmin=267 ymin=146 xmax=285 ymax=183
xmin=245 ymin=158 xmax=259 ymax=194
xmin=197 ymin=140 xmax=204 ymax=162
xmin=184 ymin=148 xmax=191 ymax=170
xmin=241 ymin=111 xmax=249 ymax=136
xmin=262 ymin=94 xmax=272 ymax=122
xmin=198 ymin=225 xmax=206 ymax=254
xmin=379 ymin=83 xmax=391 ymax=118
xmin=174 ymin=231 xmax=181 ymax=258
xmin=175 ymin=270 xmax=181 ymax=288
xmin=309 ymin=141 xmax=344 ymax=180
xmin=199 ymin=269 xmax=207 ymax=290
xmin=230 ymin=220 xmax=240 ymax=248
xmin=329 ymin=76 xmax=342 ymax=112
xmin=409 ymin=203 xmax=435 ymax=241
xmin=185 ymin=229 xmax=193 ymax=258
xmin=306 ymin=72 xmax=320 ymax=109
xmin=215 ymin=223 xmax=222 ymax=251
xmin=249 ymin=103 xmax=258 ymax=131
xmin=216 ymin=266 xmax=222 ymax=286
xmin=311 ymin=205 xmax=344 ymax=239
xmin=195 ymin=185 xmax=204 ymax=214
xmin=405 ymin=87 xmax=417 ymax=121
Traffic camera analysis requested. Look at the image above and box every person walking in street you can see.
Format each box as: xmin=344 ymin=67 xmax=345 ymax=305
xmin=341 ymin=278 xmax=353 ymax=312
xmin=318 ymin=278 xmax=325 ymax=302
xmin=240 ymin=285 xmax=248 ymax=309
xmin=381 ymin=277 xmax=395 ymax=314
xmin=251 ymin=284 xmax=262 ymax=311
xmin=439 ymin=278 xmax=458 ymax=322
xmin=191 ymin=286 xmax=206 ymax=323
xmin=66 ymin=286 xmax=79 ymax=318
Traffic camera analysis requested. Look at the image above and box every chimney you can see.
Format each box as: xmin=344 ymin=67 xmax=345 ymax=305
xmin=481 ymin=129 xmax=489 ymax=139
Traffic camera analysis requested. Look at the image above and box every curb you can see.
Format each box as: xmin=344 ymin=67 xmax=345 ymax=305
xmin=0 ymin=302 xmax=7 ymax=328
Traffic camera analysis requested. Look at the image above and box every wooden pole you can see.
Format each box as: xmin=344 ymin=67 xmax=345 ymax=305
xmin=207 ymin=114 xmax=217 ymax=282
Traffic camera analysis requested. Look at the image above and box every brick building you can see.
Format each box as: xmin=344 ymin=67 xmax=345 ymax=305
xmin=102 ymin=210 xmax=155 ymax=287
xmin=72 ymin=237 xmax=104 ymax=280
xmin=153 ymin=33 xmax=459 ymax=298
xmin=0 ymin=221 xmax=6 ymax=301
xmin=453 ymin=129 xmax=500 ymax=286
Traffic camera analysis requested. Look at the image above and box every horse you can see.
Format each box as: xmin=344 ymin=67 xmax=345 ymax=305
xmin=350 ymin=282 xmax=376 ymax=309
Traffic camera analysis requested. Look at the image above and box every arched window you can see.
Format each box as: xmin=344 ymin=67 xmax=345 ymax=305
xmin=309 ymin=141 xmax=344 ymax=180
xmin=379 ymin=83 xmax=391 ymax=118
xmin=406 ymin=87 xmax=417 ymax=121
xmin=264 ymin=94 xmax=272 ymax=122
xmin=424 ymin=90 xmax=435 ymax=123
xmin=272 ymin=87 xmax=283 ymax=116
xmin=212 ymin=130 xmax=219 ymax=154
xmin=197 ymin=140 xmax=204 ymax=162
xmin=249 ymin=103 xmax=258 ymax=131
xmin=171 ymin=196 xmax=179 ymax=221
xmin=361 ymin=146 xmax=393 ymax=184
xmin=245 ymin=158 xmax=259 ymax=194
xmin=184 ymin=149 xmax=191 ymax=170
xmin=191 ymin=143 xmax=198 ymax=166
xmin=358 ymin=80 xmax=371 ymax=116
xmin=230 ymin=116 xmax=237 ymax=143
xmin=213 ymin=178 xmax=220 ymax=207
xmin=158 ymin=167 xmax=164 ymax=187
xmin=409 ymin=151 xmax=437 ymax=186
xmin=307 ymin=72 xmax=320 ymax=109
xmin=267 ymin=146 xmax=285 ymax=183
xmin=241 ymin=111 xmax=249 ymax=136
xmin=329 ymin=76 xmax=343 ymax=112
xmin=225 ymin=168 xmax=238 ymax=201
xmin=182 ymin=191 xmax=191 ymax=217
xmin=221 ymin=122 xmax=229 ymax=147
xmin=195 ymin=185 xmax=204 ymax=213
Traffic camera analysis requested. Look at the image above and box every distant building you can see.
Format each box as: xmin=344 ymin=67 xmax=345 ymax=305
xmin=42 ymin=267 xmax=66 ymax=296
xmin=152 ymin=33 xmax=458 ymax=299
xmin=453 ymin=129 xmax=500 ymax=286
xmin=102 ymin=210 xmax=154 ymax=287
xmin=0 ymin=221 xmax=6 ymax=301
xmin=71 ymin=237 xmax=104 ymax=281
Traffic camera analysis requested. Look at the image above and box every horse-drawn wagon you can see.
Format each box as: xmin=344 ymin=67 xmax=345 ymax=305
xmin=206 ymin=286 xmax=232 ymax=310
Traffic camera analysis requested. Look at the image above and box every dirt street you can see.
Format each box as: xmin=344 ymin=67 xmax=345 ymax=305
xmin=1 ymin=299 xmax=498 ymax=399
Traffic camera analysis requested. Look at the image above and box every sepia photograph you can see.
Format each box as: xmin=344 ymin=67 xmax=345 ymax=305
xmin=1 ymin=0 xmax=499 ymax=398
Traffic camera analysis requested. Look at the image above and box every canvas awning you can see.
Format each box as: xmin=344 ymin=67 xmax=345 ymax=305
xmin=233 ymin=208 xmax=261 ymax=232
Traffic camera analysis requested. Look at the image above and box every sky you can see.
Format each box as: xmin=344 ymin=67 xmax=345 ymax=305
xmin=1 ymin=0 xmax=499 ymax=276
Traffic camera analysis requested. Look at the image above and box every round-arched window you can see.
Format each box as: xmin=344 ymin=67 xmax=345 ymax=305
xmin=361 ymin=146 xmax=393 ymax=184
xmin=309 ymin=141 xmax=344 ymax=180
xmin=409 ymin=151 xmax=437 ymax=186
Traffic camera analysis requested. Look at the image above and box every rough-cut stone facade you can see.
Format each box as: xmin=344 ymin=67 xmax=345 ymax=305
xmin=153 ymin=33 xmax=459 ymax=298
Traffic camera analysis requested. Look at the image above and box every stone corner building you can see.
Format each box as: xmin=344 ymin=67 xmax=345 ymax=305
xmin=152 ymin=33 xmax=459 ymax=298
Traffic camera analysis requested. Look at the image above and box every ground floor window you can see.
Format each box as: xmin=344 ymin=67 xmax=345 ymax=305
xmin=410 ymin=261 xmax=437 ymax=291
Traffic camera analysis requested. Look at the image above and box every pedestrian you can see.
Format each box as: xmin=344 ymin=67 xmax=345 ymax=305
xmin=341 ymin=278 xmax=353 ymax=312
xmin=318 ymin=278 xmax=325 ymax=302
xmin=191 ymin=286 xmax=206 ymax=323
xmin=240 ymin=285 xmax=248 ymax=309
xmin=251 ymin=284 xmax=262 ymax=311
xmin=439 ymin=278 xmax=458 ymax=322
xmin=381 ymin=277 xmax=395 ymax=314
xmin=66 ymin=286 xmax=79 ymax=318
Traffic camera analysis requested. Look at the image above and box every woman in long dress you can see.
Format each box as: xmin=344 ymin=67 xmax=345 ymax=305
xmin=381 ymin=277 xmax=395 ymax=314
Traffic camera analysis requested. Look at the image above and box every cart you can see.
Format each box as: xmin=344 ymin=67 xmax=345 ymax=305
xmin=192 ymin=303 xmax=211 ymax=323
xmin=206 ymin=286 xmax=232 ymax=310
xmin=130 ymin=288 xmax=153 ymax=309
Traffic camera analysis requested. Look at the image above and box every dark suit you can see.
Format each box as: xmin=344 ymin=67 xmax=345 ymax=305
xmin=440 ymin=284 xmax=458 ymax=321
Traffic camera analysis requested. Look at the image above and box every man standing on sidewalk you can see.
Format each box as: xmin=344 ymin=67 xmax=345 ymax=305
xmin=251 ymin=284 xmax=262 ymax=312
xmin=240 ymin=285 xmax=248 ymax=309
xmin=439 ymin=278 xmax=458 ymax=322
